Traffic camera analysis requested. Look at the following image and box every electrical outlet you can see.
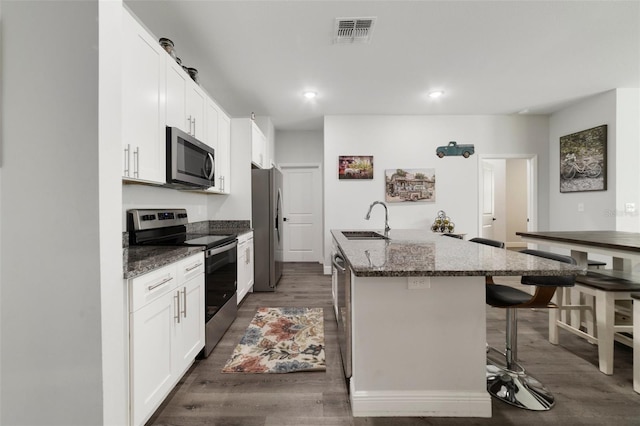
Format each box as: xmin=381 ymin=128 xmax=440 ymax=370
xmin=578 ymin=203 xmax=584 ymax=212
xmin=625 ymin=203 xmax=636 ymax=213
xmin=408 ymin=276 xmax=431 ymax=289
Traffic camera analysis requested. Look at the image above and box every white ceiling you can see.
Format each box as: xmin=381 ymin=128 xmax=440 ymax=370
xmin=125 ymin=0 xmax=640 ymax=132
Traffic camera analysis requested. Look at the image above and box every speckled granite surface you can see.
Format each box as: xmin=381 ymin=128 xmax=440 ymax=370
xmin=124 ymin=220 xmax=251 ymax=279
xmin=124 ymin=246 xmax=204 ymax=279
xmin=332 ymin=229 xmax=585 ymax=278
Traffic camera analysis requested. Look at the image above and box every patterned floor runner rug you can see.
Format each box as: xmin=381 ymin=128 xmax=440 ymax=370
xmin=222 ymin=307 xmax=326 ymax=373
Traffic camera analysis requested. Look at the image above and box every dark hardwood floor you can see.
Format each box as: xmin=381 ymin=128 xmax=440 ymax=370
xmin=148 ymin=263 xmax=640 ymax=426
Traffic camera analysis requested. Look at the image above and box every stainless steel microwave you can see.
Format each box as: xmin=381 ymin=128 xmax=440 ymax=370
xmin=166 ymin=126 xmax=215 ymax=188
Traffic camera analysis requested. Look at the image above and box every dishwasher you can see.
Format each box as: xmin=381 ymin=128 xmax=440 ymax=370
xmin=332 ymin=248 xmax=352 ymax=379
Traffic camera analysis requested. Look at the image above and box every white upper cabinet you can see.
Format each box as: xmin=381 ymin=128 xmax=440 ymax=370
xmin=165 ymin=59 xmax=188 ymax=131
xmin=217 ymin=113 xmax=231 ymax=193
xmin=166 ymin=59 xmax=207 ymax=143
xmin=251 ymin=123 xmax=268 ymax=169
xmin=122 ymin=7 xmax=233 ymax=192
xmin=205 ymin=99 xmax=231 ymax=194
xmin=121 ymin=9 xmax=165 ymax=184
xmin=186 ymin=83 xmax=206 ymax=142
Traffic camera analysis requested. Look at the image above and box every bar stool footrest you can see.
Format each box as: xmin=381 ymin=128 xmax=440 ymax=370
xmin=486 ymin=362 xmax=555 ymax=411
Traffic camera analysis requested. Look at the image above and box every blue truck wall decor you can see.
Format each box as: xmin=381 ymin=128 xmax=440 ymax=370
xmin=436 ymin=141 xmax=475 ymax=158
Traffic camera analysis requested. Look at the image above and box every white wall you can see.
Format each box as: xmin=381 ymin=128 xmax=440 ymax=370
xmin=323 ymin=115 xmax=550 ymax=267
xmin=99 ymin=1 xmax=128 ymax=424
xmin=275 ymin=130 xmax=324 ymax=165
xmin=1 ymin=1 xmax=105 ymax=424
xmin=615 ymin=88 xmax=640 ymax=232
xmin=549 ymin=91 xmax=617 ymax=231
xmin=122 ymin=185 xmax=210 ymax=230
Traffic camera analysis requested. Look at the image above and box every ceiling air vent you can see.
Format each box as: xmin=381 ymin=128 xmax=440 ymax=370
xmin=334 ymin=17 xmax=376 ymax=44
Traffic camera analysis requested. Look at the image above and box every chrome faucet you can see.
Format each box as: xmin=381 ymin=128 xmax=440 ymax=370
xmin=365 ymin=201 xmax=390 ymax=235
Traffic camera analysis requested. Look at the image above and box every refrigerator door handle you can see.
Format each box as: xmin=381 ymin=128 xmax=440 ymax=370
xmin=275 ymin=188 xmax=284 ymax=243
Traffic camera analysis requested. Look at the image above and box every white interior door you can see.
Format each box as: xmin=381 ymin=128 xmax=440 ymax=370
xmin=281 ymin=164 xmax=322 ymax=262
xmin=481 ymin=161 xmax=496 ymax=239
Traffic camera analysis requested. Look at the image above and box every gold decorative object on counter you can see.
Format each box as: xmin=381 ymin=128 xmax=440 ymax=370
xmin=431 ymin=210 xmax=455 ymax=233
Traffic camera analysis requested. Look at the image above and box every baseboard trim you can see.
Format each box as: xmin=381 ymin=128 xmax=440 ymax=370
xmin=350 ymin=386 xmax=492 ymax=418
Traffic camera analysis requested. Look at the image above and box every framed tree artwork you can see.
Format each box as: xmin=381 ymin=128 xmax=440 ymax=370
xmin=559 ymin=125 xmax=607 ymax=193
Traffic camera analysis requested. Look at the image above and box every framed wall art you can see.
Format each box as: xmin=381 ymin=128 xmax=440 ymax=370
xmin=559 ymin=125 xmax=607 ymax=193
xmin=384 ymin=168 xmax=435 ymax=203
xmin=338 ymin=155 xmax=373 ymax=180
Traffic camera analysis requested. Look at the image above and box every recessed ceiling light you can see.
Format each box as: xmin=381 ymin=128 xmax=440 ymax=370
xmin=303 ymin=91 xmax=317 ymax=99
xmin=428 ymin=90 xmax=444 ymax=99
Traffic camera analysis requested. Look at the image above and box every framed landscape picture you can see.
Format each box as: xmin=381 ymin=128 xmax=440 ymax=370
xmin=338 ymin=155 xmax=373 ymax=180
xmin=559 ymin=125 xmax=607 ymax=193
xmin=384 ymin=168 xmax=435 ymax=203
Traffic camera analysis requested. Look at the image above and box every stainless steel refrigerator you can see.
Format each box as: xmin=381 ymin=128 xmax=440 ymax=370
xmin=251 ymin=168 xmax=284 ymax=291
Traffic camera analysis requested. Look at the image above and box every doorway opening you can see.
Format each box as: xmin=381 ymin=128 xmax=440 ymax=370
xmin=478 ymin=155 xmax=537 ymax=249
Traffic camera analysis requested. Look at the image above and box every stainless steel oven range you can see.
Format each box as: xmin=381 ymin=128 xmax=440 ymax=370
xmin=127 ymin=208 xmax=237 ymax=357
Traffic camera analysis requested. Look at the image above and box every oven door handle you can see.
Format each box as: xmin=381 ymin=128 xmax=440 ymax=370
xmin=206 ymin=240 xmax=238 ymax=257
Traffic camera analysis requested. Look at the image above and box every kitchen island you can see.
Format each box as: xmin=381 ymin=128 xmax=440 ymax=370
xmin=331 ymin=229 xmax=583 ymax=418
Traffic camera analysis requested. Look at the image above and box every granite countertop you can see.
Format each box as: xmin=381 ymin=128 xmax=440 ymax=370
xmin=332 ymin=229 xmax=585 ymax=278
xmin=124 ymin=246 xmax=204 ymax=279
xmin=123 ymin=224 xmax=252 ymax=279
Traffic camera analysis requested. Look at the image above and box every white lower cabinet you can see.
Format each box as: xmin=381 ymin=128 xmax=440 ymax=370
xmin=237 ymin=232 xmax=254 ymax=304
xmin=129 ymin=253 xmax=205 ymax=426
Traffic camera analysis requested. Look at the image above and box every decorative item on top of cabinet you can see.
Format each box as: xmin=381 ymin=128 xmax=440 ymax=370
xmin=158 ymin=37 xmax=177 ymax=61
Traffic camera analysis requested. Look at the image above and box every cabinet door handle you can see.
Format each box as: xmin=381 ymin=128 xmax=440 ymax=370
xmin=185 ymin=262 xmax=203 ymax=272
xmin=187 ymin=115 xmax=192 ymax=135
xmin=147 ymin=276 xmax=173 ymax=291
xmin=124 ymin=144 xmax=130 ymax=176
xmin=181 ymin=286 xmax=187 ymax=318
xmin=133 ymin=146 xmax=140 ymax=178
xmin=192 ymin=117 xmax=196 ymax=135
xmin=174 ymin=291 xmax=181 ymax=324
xmin=246 ymin=247 xmax=250 ymax=264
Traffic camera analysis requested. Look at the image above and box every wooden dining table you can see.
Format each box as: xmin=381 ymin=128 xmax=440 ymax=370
xmin=516 ymin=230 xmax=640 ymax=379
xmin=516 ymin=231 xmax=640 ymax=271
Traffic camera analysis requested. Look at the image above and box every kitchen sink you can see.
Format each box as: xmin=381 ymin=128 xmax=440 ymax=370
xmin=341 ymin=231 xmax=389 ymax=240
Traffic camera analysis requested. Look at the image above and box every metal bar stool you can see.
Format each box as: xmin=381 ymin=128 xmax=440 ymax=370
xmin=470 ymin=238 xmax=577 ymax=410
xmin=487 ymin=249 xmax=576 ymax=410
